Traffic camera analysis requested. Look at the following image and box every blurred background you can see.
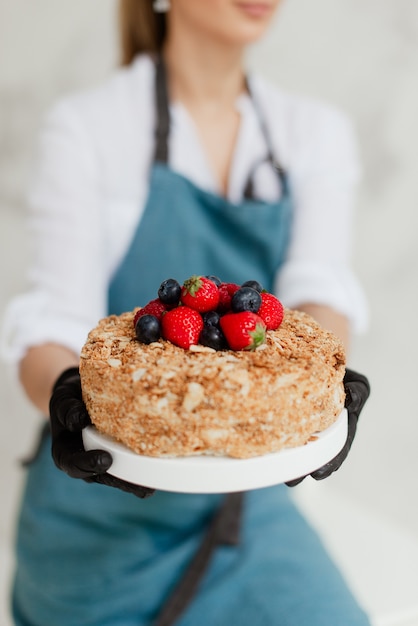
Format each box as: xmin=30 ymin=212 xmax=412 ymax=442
xmin=1 ymin=1 xmax=417 ymax=624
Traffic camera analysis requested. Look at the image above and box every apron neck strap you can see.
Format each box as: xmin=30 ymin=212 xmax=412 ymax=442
xmin=154 ymin=57 xmax=170 ymax=164
xmin=244 ymin=76 xmax=287 ymax=182
xmin=153 ymin=56 xmax=287 ymax=192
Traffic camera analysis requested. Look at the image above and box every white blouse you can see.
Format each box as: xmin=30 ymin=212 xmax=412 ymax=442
xmin=1 ymin=54 xmax=368 ymax=366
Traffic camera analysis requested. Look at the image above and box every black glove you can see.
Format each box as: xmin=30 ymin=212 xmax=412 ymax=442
xmin=286 ymin=368 xmax=370 ymax=487
xmin=49 ymin=367 xmax=154 ymax=498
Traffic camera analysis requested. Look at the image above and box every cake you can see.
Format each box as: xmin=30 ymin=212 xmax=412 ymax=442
xmin=79 ymin=298 xmax=346 ymax=459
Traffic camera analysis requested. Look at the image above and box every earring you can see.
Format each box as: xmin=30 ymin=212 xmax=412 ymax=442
xmin=153 ymin=0 xmax=170 ymax=12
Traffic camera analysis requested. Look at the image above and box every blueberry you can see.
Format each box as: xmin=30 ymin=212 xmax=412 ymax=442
xmin=241 ymin=280 xmax=263 ymax=293
xmin=199 ymin=326 xmax=227 ymax=351
xmin=205 ymin=275 xmax=222 ymax=287
xmin=135 ymin=314 xmax=161 ymax=344
xmin=231 ymin=286 xmax=262 ymax=313
xmin=158 ymin=278 xmax=181 ymax=305
xmin=202 ymin=310 xmax=221 ymax=328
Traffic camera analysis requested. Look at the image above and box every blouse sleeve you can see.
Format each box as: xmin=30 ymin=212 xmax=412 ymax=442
xmin=274 ymin=104 xmax=368 ymax=333
xmin=1 ymin=99 xmax=107 ymax=367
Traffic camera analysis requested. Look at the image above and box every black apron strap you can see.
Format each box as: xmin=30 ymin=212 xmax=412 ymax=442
xmin=243 ymin=77 xmax=288 ymax=199
xmin=153 ymin=58 xmax=287 ymax=198
xmin=154 ymin=57 xmax=171 ymax=164
xmin=152 ymin=492 xmax=244 ymax=626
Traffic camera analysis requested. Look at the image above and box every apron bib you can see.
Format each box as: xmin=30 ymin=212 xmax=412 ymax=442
xmin=108 ymin=61 xmax=291 ymax=314
xmin=12 ymin=59 xmax=370 ymax=626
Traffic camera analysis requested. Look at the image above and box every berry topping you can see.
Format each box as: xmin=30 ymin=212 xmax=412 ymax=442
xmin=158 ymin=278 xmax=181 ymax=306
xmin=135 ymin=314 xmax=161 ymax=344
xmin=161 ymin=306 xmax=204 ymax=349
xmin=133 ymin=299 xmax=168 ymax=326
xmin=133 ymin=274 xmax=284 ymax=352
xmin=220 ymin=311 xmax=266 ymax=351
xmin=205 ymin=275 xmax=222 ymax=287
xmin=202 ymin=310 xmax=221 ymax=328
xmin=257 ymin=292 xmax=284 ymax=330
xmin=217 ymin=282 xmax=240 ymax=313
xmin=231 ymin=286 xmax=262 ymax=314
xmin=181 ymin=275 xmax=220 ymax=312
xmin=199 ymin=326 xmax=227 ymax=351
xmin=241 ymin=280 xmax=263 ymax=293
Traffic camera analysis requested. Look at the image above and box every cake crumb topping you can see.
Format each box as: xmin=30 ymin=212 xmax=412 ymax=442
xmin=80 ymin=308 xmax=346 ymax=459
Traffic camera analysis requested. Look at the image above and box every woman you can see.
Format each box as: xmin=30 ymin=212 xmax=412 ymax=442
xmin=2 ymin=0 xmax=370 ymax=624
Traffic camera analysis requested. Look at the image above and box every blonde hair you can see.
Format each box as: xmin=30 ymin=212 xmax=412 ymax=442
xmin=119 ymin=0 xmax=167 ymax=65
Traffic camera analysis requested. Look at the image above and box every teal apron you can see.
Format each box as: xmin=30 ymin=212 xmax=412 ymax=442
xmin=12 ymin=59 xmax=370 ymax=626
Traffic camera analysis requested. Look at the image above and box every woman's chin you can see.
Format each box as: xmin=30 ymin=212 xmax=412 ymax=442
xmin=220 ymin=24 xmax=273 ymax=47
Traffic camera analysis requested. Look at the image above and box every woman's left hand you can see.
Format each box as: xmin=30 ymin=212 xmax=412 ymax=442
xmin=286 ymin=368 xmax=370 ymax=487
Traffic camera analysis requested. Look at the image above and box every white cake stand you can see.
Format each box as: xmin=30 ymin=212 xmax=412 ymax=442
xmin=83 ymin=409 xmax=347 ymax=494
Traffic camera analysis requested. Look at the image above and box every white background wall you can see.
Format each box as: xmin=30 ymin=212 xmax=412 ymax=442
xmin=1 ymin=1 xmax=418 ymax=625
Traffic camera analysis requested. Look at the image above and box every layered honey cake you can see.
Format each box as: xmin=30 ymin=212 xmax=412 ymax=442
xmin=79 ymin=301 xmax=346 ymax=459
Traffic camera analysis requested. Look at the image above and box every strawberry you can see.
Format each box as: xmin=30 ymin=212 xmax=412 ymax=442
xmin=133 ymin=299 xmax=168 ymax=327
xmin=217 ymin=282 xmax=240 ymax=313
xmin=220 ymin=312 xmax=266 ymax=351
xmin=161 ymin=306 xmax=204 ymax=349
xmin=257 ymin=293 xmax=284 ymax=330
xmin=181 ymin=275 xmax=220 ymax=312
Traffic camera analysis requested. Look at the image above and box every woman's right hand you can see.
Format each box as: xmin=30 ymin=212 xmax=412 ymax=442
xmin=49 ymin=367 xmax=155 ymax=498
